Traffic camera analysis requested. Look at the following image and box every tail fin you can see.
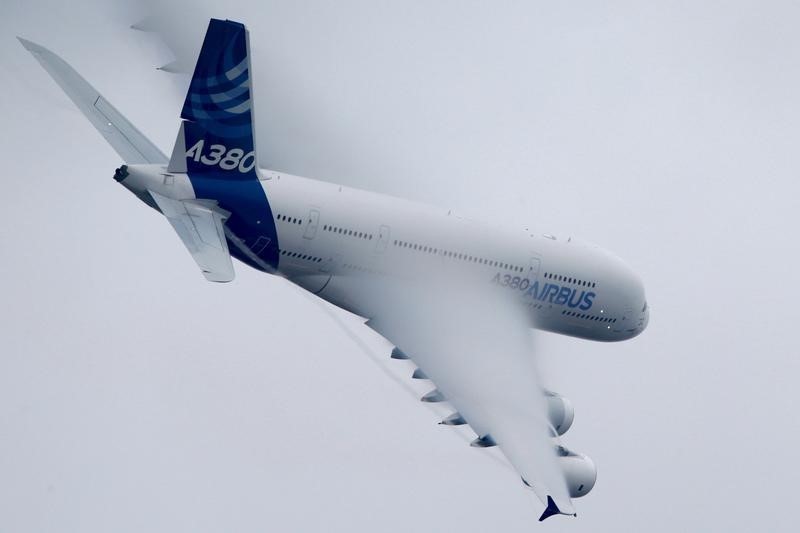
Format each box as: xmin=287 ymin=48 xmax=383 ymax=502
xmin=168 ymin=19 xmax=258 ymax=177
xmin=168 ymin=19 xmax=280 ymax=273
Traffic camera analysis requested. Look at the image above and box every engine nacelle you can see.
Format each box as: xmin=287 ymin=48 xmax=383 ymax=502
xmin=557 ymin=446 xmax=597 ymax=498
xmin=544 ymin=391 xmax=575 ymax=435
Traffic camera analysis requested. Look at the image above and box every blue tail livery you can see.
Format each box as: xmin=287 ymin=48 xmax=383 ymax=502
xmin=169 ymin=19 xmax=256 ymax=176
xmin=168 ymin=18 xmax=279 ymax=272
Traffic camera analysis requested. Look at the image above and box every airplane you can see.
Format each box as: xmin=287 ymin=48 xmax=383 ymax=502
xmin=19 ymin=18 xmax=649 ymax=522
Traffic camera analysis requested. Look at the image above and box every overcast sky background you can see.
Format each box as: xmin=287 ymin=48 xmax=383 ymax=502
xmin=2 ymin=1 xmax=799 ymax=531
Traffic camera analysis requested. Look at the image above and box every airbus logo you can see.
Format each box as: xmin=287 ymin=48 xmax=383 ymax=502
xmin=492 ymin=273 xmax=596 ymax=310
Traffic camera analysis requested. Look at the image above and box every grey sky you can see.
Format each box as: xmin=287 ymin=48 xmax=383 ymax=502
xmin=1 ymin=1 xmax=799 ymax=531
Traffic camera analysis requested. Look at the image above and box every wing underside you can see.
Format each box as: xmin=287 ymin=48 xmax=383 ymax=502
xmin=358 ymin=278 xmax=576 ymax=519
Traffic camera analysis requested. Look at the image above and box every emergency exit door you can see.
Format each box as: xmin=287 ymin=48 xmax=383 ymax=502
xmin=303 ymin=209 xmax=320 ymax=239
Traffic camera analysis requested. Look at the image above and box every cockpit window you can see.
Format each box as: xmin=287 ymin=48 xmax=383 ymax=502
xmin=642 ymin=301 xmax=648 ymax=312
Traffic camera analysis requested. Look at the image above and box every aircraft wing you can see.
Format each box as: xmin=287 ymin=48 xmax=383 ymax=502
xmin=361 ymin=280 xmax=576 ymax=521
xmin=149 ymin=191 xmax=235 ymax=283
xmin=18 ymin=37 xmax=168 ymax=165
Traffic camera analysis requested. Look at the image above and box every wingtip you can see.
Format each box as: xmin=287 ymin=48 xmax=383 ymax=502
xmin=538 ymin=495 xmax=577 ymax=522
xmin=17 ymin=36 xmax=44 ymax=54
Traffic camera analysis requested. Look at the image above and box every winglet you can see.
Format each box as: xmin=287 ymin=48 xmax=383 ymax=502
xmin=538 ymin=495 xmax=577 ymax=522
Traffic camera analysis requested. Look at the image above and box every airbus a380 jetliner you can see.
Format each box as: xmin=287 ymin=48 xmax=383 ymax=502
xmin=20 ymin=18 xmax=648 ymax=521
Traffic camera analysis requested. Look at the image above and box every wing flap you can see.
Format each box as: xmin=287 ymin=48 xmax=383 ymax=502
xmin=149 ymin=191 xmax=234 ymax=282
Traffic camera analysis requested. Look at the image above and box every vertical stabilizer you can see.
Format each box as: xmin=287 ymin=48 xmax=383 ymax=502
xmin=168 ymin=19 xmax=257 ymax=178
xmin=168 ymin=19 xmax=280 ymax=272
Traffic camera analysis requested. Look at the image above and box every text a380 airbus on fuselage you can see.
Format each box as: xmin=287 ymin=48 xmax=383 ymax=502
xmin=19 ymin=18 xmax=648 ymax=522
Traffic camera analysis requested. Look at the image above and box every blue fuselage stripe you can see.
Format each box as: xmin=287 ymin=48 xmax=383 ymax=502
xmin=189 ymin=173 xmax=279 ymax=272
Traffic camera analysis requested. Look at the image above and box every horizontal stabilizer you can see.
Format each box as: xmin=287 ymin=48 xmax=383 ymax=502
xmin=18 ymin=38 xmax=167 ymax=165
xmin=149 ymin=191 xmax=234 ymax=282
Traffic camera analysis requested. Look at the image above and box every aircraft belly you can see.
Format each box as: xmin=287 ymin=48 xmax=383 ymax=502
xmin=291 ymin=273 xmax=332 ymax=295
xmin=314 ymin=274 xmax=377 ymax=318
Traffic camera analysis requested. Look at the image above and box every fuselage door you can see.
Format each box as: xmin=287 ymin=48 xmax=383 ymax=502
xmin=528 ymin=255 xmax=550 ymax=317
xmin=376 ymin=225 xmax=391 ymax=253
xmin=528 ymin=256 xmax=541 ymax=278
xmin=622 ymin=307 xmax=634 ymax=328
xmin=303 ymin=209 xmax=320 ymax=240
xmin=251 ymin=236 xmax=271 ymax=255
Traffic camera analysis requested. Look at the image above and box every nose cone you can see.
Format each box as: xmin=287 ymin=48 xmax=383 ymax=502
xmin=590 ymin=244 xmax=648 ymax=340
xmin=626 ymin=278 xmax=649 ymax=339
xmin=626 ymin=266 xmax=648 ymax=337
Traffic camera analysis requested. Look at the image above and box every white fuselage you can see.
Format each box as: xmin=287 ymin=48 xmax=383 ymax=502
xmin=122 ymin=165 xmax=649 ymax=341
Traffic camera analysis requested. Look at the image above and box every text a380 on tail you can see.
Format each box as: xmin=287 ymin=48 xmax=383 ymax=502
xmin=19 ymin=18 xmax=648 ymax=522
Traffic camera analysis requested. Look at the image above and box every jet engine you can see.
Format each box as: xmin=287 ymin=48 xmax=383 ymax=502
xmin=556 ymin=446 xmax=597 ymax=497
xmin=544 ymin=391 xmax=575 ymax=435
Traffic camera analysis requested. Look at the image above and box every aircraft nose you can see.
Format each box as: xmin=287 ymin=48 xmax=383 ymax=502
xmin=583 ymin=243 xmax=648 ymax=339
xmin=618 ymin=261 xmax=648 ymax=338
